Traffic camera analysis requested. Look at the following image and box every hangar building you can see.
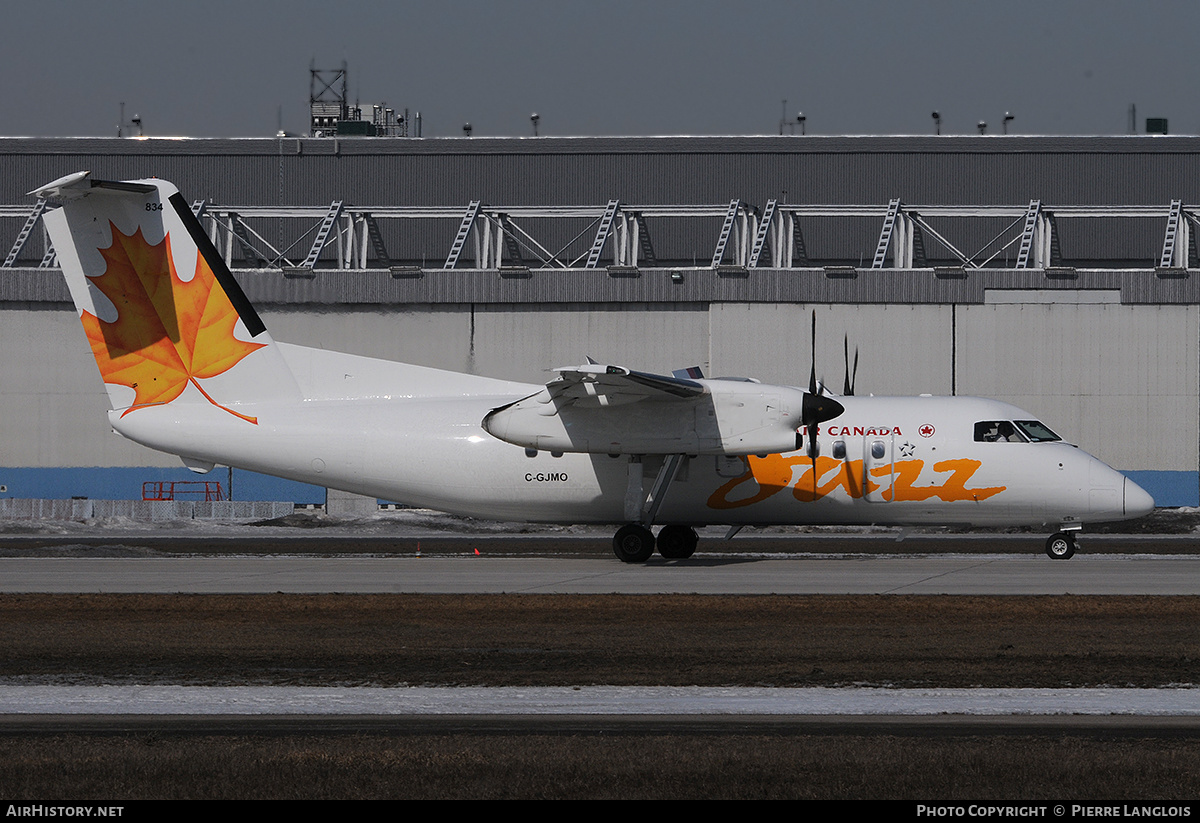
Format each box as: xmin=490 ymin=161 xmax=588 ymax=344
xmin=1 ymin=135 xmax=1197 ymax=511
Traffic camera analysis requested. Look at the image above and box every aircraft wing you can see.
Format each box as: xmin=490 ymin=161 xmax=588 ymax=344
xmin=482 ymin=362 xmax=829 ymax=456
xmin=546 ymin=364 xmax=705 ymax=407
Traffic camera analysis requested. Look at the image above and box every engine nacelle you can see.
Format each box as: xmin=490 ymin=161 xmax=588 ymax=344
xmin=483 ymin=380 xmax=813 ymax=456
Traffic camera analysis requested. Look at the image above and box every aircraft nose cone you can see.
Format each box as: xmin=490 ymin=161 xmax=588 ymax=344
xmin=1124 ymin=476 xmax=1155 ymax=518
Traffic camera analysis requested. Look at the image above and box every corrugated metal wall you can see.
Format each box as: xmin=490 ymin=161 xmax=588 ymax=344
xmin=3 ymin=135 xmax=1198 ymax=267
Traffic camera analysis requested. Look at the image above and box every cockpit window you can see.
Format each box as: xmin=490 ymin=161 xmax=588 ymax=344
xmin=1013 ymin=420 xmax=1061 ymax=442
xmin=974 ymin=421 xmax=1028 ymax=443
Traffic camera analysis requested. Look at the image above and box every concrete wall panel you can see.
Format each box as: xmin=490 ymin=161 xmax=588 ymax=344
xmin=0 ymin=309 xmax=180 ymax=468
xmin=956 ymin=304 xmax=1198 ymax=470
xmin=471 ymin=303 xmax=710 ymax=383
xmin=709 ymin=304 xmax=953 ymax=395
xmin=262 ymin=306 xmax=473 ymax=374
xmin=263 ymin=305 xmax=711 ymax=385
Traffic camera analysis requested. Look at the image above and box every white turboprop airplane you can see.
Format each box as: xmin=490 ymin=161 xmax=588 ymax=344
xmin=35 ymin=172 xmax=1154 ymax=562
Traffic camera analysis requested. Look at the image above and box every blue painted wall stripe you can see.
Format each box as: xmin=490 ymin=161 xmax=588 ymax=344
xmin=2 ymin=467 xmax=1194 ymax=509
xmin=1121 ymin=471 xmax=1197 ymax=508
xmin=0 ymin=467 xmax=325 ymax=504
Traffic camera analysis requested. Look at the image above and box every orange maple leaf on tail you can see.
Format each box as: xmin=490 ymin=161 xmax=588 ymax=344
xmin=80 ymin=222 xmax=265 ymax=423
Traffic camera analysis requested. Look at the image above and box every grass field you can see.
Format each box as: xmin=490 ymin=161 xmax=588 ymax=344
xmin=3 ymin=732 xmax=1199 ymax=800
xmin=1 ymin=593 xmax=1195 ymax=687
xmin=0 ymin=593 xmax=1197 ymax=799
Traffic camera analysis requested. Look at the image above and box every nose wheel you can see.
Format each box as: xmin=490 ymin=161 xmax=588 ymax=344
xmin=1045 ymin=531 xmax=1077 ymax=560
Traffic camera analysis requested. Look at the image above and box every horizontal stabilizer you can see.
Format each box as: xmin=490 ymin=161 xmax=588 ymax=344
xmin=30 ymin=171 xmax=157 ymax=200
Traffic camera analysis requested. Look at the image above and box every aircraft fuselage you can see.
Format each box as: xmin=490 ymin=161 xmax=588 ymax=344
xmin=109 ymin=364 xmax=1142 ymax=532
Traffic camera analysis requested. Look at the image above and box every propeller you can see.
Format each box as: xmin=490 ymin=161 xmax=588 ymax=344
xmin=799 ymin=310 xmax=844 ymax=459
xmin=809 ymin=309 xmax=818 ymax=397
xmin=842 ymin=335 xmax=859 ymax=396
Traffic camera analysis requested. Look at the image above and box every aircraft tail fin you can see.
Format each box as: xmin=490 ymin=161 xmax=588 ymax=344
xmin=36 ymin=172 xmax=299 ymax=423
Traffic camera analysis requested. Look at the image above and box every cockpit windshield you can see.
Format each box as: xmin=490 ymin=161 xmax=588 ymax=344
xmin=974 ymin=420 xmax=1062 ymax=443
xmin=1013 ymin=420 xmax=1061 ymax=442
xmin=975 ymin=421 xmax=1025 ymax=442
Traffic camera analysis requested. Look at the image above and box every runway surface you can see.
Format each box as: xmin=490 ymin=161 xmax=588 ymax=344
xmin=1 ymin=552 xmax=1198 ymax=594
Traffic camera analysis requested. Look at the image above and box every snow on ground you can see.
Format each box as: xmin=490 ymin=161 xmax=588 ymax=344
xmin=0 ymin=509 xmax=982 ymax=539
xmin=3 ymin=505 xmax=1200 ymax=540
xmin=0 ymin=686 xmax=1197 ymax=716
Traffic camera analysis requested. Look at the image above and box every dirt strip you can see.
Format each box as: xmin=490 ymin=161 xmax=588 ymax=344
xmin=1 ymin=593 xmax=1196 ymax=688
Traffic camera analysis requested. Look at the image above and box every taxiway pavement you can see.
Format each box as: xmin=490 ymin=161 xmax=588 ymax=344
xmin=1 ymin=552 xmax=1198 ymax=594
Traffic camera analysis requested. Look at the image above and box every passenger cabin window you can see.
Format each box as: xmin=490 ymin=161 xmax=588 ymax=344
xmin=832 ymin=440 xmax=846 ymax=459
xmin=974 ymin=421 xmax=1028 ymax=443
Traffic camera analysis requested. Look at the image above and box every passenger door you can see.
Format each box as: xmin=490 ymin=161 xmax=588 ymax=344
xmin=864 ymin=434 xmax=894 ymax=503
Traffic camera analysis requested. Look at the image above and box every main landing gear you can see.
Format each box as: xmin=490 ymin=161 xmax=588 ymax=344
xmin=657 ymin=524 xmax=700 ymax=559
xmin=612 ymin=524 xmax=699 ymax=563
xmin=1044 ymin=531 xmax=1077 ymax=560
xmin=614 ymin=453 xmax=701 ymax=563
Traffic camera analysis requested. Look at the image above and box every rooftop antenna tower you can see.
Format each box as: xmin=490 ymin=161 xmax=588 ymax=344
xmin=310 ymin=60 xmax=349 ymax=136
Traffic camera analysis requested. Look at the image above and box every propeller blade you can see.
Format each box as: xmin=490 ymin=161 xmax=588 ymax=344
xmin=800 ymin=310 xmax=846 ymax=458
xmin=841 ymin=334 xmax=860 ymax=396
xmin=843 ymin=336 xmax=851 ymax=395
xmin=809 ymin=310 xmax=818 ymax=396
xmin=842 ymin=336 xmax=860 ymax=397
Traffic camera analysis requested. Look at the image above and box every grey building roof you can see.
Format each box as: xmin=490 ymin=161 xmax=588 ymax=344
xmin=2 ymin=135 xmax=1198 ymax=271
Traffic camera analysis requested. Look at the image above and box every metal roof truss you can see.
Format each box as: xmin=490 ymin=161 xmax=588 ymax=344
xmin=3 ymin=198 xmax=1196 ymax=272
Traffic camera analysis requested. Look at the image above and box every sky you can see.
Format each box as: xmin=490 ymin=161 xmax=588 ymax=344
xmin=4 ymin=0 xmax=1199 ymax=139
